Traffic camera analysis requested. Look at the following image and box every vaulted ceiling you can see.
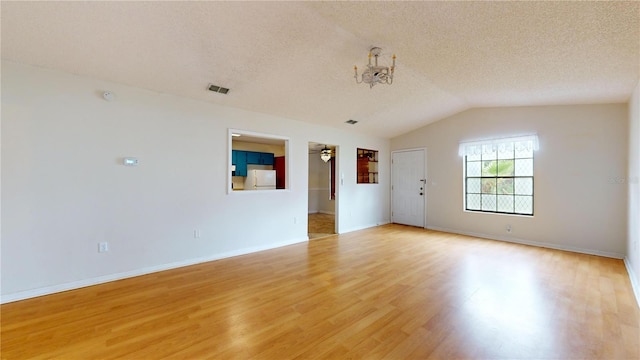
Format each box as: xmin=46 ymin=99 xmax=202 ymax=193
xmin=2 ymin=1 xmax=638 ymax=138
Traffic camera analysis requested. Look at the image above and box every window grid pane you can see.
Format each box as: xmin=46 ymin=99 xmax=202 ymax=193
xmin=497 ymin=178 xmax=514 ymax=195
xmin=481 ymin=178 xmax=496 ymax=194
xmin=497 ymin=195 xmax=514 ymax=213
xmin=467 ymin=161 xmax=481 ymax=177
xmin=482 ymin=160 xmax=497 ymax=176
xmin=515 ymin=195 xmax=533 ymax=215
xmin=481 ymin=194 xmax=496 ymax=211
xmin=467 ymin=194 xmax=481 ymax=210
xmin=497 ymin=160 xmax=514 ymax=176
xmin=514 ymin=177 xmax=533 ymax=195
xmin=515 ymin=158 xmax=533 ymax=176
xmin=467 ymin=178 xmax=481 ymax=194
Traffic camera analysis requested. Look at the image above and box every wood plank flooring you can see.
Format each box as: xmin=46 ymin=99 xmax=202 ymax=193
xmin=307 ymin=213 xmax=335 ymax=240
xmin=2 ymin=224 xmax=639 ymax=359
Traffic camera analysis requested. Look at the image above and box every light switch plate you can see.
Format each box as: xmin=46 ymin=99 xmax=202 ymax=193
xmin=98 ymin=242 xmax=109 ymax=253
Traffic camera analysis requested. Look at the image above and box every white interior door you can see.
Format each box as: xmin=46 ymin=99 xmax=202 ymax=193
xmin=392 ymin=149 xmax=426 ymax=227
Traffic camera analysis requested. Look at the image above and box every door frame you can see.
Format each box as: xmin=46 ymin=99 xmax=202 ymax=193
xmin=391 ymin=147 xmax=427 ymax=228
xmin=308 ymin=142 xmax=340 ymax=235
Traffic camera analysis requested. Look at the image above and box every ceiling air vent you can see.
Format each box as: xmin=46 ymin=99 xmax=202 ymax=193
xmin=208 ymin=84 xmax=230 ymax=95
xmin=345 ymin=119 xmax=358 ymax=125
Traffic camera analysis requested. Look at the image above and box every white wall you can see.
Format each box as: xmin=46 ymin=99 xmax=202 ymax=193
xmin=627 ymin=81 xmax=640 ymax=305
xmin=308 ymin=153 xmax=334 ymax=214
xmin=233 ymin=141 xmax=285 ymax=157
xmin=392 ymin=104 xmax=628 ymax=258
xmin=0 ymin=62 xmax=390 ymax=302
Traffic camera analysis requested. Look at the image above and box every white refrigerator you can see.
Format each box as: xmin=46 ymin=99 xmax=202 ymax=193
xmin=244 ymin=170 xmax=276 ymax=190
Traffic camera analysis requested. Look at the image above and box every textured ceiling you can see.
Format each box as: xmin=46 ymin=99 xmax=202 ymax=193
xmin=2 ymin=1 xmax=638 ymax=138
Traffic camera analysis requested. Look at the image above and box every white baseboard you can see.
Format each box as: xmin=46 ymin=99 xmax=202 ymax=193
xmin=624 ymin=258 xmax=640 ymax=308
xmin=426 ymin=225 xmax=625 ymax=259
xmin=0 ymin=237 xmax=308 ymax=304
xmin=318 ymin=210 xmax=335 ymax=215
xmin=340 ymin=221 xmax=390 ymax=234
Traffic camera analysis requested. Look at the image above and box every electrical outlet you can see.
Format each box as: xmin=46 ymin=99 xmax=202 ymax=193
xmin=98 ymin=242 xmax=109 ymax=253
xmin=194 ymin=229 xmax=201 ymax=238
xmin=293 ymin=217 xmax=297 ymax=224
xmin=505 ymin=224 xmax=512 ymax=233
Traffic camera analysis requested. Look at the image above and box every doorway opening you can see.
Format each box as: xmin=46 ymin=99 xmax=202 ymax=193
xmin=308 ymin=142 xmax=337 ymax=239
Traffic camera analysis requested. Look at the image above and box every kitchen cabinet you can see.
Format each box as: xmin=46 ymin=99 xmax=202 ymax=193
xmin=232 ymin=150 xmax=275 ymax=177
xmin=232 ymin=150 xmax=248 ymax=177
xmin=246 ymin=151 xmax=261 ymax=164
xmin=260 ymin=152 xmax=274 ymax=165
xmin=246 ymin=151 xmax=274 ymax=165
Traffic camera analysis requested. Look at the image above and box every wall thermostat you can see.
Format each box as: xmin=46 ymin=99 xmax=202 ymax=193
xmin=123 ymin=157 xmax=138 ymax=166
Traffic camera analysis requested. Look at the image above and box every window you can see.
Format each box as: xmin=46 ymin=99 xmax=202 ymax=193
xmin=460 ymin=135 xmax=538 ymax=215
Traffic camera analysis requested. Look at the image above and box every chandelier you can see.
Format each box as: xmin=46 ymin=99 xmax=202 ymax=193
xmin=320 ymin=146 xmax=332 ymax=162
xmin=354 ymin=47 xmax=396 ymax=88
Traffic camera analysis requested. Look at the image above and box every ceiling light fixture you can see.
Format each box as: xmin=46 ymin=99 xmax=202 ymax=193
xmin=354 ymin=47 xmax=396 ymax=88
xmin=320 ymin=146 xmax=332 ymax=163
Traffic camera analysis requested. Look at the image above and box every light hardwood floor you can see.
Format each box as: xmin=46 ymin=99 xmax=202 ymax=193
xmin=308 ymin=213 xmax=335 ymax=239
xmin=2 ymin=224 xmax=638 ymax=359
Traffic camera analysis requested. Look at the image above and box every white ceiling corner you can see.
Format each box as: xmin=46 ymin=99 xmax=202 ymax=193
xmin=1 ymin=1 xmax=638 ymax=138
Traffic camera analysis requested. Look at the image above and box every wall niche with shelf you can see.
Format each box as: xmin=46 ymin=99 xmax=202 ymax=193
xmin=357 ymin=148 xmax=378 ymax=184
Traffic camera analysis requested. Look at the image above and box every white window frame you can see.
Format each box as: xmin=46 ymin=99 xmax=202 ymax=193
xmin=460 ymin=135 xmax=538 ymax=216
